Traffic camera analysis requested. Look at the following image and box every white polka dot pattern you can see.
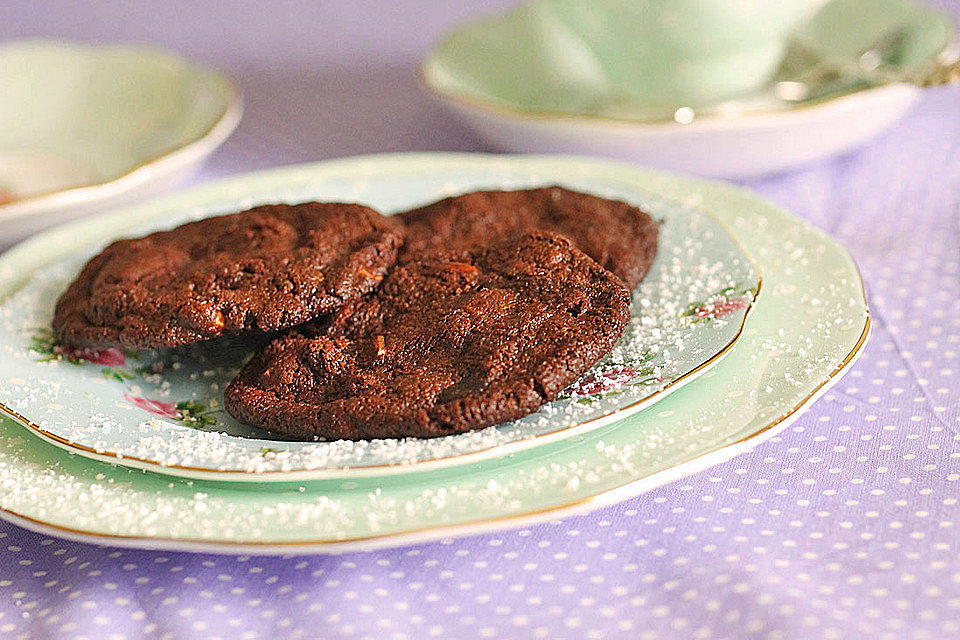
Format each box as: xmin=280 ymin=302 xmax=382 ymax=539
xmin=1 ymin=3 xmax=960 ymax=639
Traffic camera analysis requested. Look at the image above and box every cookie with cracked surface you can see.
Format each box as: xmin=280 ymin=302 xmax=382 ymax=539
xmin=53 ymin=202 xmax=403 ymax=350
xmin=225 ymin=233 xmax=631 ymax=440
xmin=398 ymin=186 xmax=658 ymax=289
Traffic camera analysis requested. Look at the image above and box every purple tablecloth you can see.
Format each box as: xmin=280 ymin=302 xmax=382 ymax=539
xmin=1 ymin=2 xmax=959 ymax=638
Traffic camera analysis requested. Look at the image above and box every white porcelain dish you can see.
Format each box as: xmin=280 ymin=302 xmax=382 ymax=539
xmin=435 ymin=84 xmax=926 ymax=178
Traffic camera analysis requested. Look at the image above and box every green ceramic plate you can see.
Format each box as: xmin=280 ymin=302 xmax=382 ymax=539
xmin=0 ymin=184 xmax=756 ymax=482
xmin=0 ymin=155 xmax=868 ymax=553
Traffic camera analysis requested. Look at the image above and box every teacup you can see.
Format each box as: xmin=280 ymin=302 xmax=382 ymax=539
xmin=538 ymin=0 xmax=831 ymax=109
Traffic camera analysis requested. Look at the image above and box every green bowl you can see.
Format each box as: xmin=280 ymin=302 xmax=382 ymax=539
xmin=0 ymin=40 xmax=241 ymax=243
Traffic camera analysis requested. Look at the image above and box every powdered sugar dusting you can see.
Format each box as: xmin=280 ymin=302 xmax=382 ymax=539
xmin=0 ymin=157 xmax=870 ymax=548
xmin=0 ymin=192 xmax=756 ymax=478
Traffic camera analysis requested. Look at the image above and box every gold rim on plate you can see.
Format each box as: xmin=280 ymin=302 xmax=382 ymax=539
xmin=0 ymin=313 xmax=870 ymax=553
xmin=0 ymin=274 xmax=760 ymax=479
xmin=0 ymin=201 xmax=762 ymax=481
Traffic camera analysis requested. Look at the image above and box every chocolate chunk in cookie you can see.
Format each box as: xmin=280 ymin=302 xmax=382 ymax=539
xmin=54 ymin=202 xmax=403 ymax=349
xmin=225 ymin=233 xmax=631 ymax=440
xmin=398 ymin=186 xmax=658 ymax=289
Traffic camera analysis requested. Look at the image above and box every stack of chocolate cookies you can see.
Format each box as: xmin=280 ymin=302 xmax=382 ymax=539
xmin=53 ymin=187 xmax=658 ymax=440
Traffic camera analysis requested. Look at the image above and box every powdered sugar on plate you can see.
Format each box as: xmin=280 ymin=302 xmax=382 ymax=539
xmin=0 ymin=189 xmax=757 ymax=480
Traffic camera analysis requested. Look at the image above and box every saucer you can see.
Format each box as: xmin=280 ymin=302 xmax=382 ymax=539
xmin=422 ymin=0 xmax=957 ymax=178
xmin=0 ymin=40 xmax=241 ymax=244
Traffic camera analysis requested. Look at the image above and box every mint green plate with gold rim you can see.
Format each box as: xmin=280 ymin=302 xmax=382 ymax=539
xmin=0 ymin=154 xmax=868 ymax=553
xmin=0 ymin=178 xmax=757 ymax=482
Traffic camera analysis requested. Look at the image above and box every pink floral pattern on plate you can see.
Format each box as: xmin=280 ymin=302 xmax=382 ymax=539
xmin=566 ymin=367 xmax=643 ymax=396
xmin=559 ymin=354 xmax=663 ymax=404
xmin=689 ymin=297 xmax=749 ymax=319
xmin=681 ymin=285 xmax=756 ymax=323
xmin=124 ymin=394 xmax=179 ymax=419
xmin=54 ymin=345 xmax=126 ymax=366
xmin=27 ymin=328 xmax=221 ymax=429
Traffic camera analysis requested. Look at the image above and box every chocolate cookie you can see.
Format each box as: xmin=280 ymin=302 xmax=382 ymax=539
xmin=225 ymin=233 xmax=631 ymax=440
xmin=398 ymin=186 xmax=658 ymax=289
xmin=53 ymin=202 xmax=403 ymax=349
